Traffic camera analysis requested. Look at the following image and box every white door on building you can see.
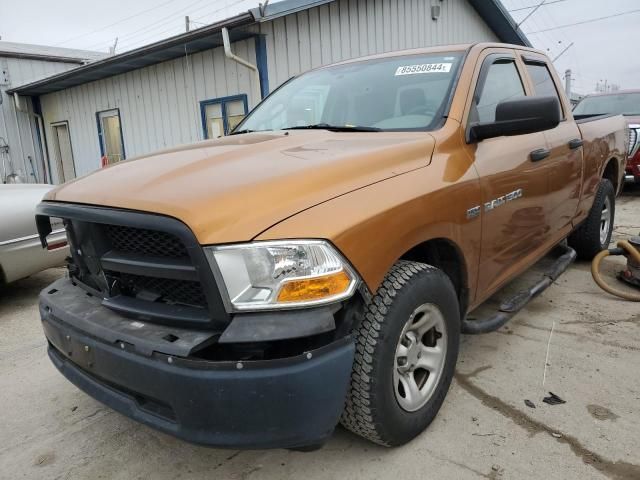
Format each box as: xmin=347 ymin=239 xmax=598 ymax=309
xmin=97 ymin=109 xmax=125 ymax=164
xmin=51 ymin=122 xmax=75 ymax=183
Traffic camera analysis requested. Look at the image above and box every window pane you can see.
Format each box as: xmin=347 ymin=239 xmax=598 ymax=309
xmin=205 ymin=103 xmax=223 ymax=119
xmin=226 ymin=99 xmax=246 ymax=133
xmin=207 ymin=118 xmax=224 ymax=138
xmin=526 ymin=63 xmax=561 ymax=102
xmin=205 ymin=103 xmax=224 ymax=138
xmin=102 ymin=115 xmax=124 ymax=164
xmin=227 ymin=115 xmax=245 ymax=133
xmin=475 ymin=61 xmax=525 ymax=123
xmin=226 ymin=99 xmax=245 ymax=117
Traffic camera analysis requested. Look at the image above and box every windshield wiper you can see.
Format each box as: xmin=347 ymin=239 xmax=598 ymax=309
xmin=282 ymin=123 xmax=381 ymax=132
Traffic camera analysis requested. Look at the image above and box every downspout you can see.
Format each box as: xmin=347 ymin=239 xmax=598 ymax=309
xmin=14 ymin=93 xmax=50 ymax=183
xmin=221 ymin=27 xmax=262 ymax=105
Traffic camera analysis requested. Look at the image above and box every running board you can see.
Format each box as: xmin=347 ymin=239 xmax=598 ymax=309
xmin=462 ymin=244 xmax=577 ymax=334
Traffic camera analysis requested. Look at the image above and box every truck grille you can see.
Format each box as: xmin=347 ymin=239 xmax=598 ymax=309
xmin=36 ymin=203 xmax=229 ymax=327
xmin=106 ymin=225 xmax=188 ymax=258
xmin=84 ymin=224 xmax=209 ymax=312
xmin=114 ymin=272 xmax=207 ymax=308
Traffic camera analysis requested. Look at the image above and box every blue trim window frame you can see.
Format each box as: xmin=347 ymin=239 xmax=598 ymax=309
xmin=96 ymin=108 xmax=126 ymax=164
xmin=200 ymin=94 xmax=249 ymax=139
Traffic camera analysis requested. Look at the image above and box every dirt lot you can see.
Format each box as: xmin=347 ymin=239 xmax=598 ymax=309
xmin=1 ymin=187 xmax=639 ymax=480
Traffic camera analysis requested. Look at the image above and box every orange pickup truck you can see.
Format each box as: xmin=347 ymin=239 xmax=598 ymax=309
xmin=36 ymin=43 xmax=627 ymax=450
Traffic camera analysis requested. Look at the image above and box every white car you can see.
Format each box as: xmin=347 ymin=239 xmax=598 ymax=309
xmin=0 ymin=184 xmax=68 ymax=284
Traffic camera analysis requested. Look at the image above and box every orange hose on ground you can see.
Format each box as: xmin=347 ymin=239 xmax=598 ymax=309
xmin=591 ymin=240 xmax=640 ymax=301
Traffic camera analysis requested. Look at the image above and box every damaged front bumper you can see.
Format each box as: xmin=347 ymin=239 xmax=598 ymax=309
xmin=40 ymin=277 xmax=355 ymax=449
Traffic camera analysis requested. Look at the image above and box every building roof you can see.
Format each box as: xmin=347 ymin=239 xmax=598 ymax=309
xmin=0 ymin=41 xmax=106 ymax=64
xmin=8 ymin=0 xmax=530 ymax=96
xmin=467 ymin=0 xmax=530 ymax=48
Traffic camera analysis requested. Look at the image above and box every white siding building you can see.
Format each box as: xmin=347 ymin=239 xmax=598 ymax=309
xmin=0 ymin=42 xmax=103 ymax=183
xmin=9 ymin=0 xmax=529 ymax=184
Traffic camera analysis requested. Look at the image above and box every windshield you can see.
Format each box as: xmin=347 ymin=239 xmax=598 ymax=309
xmin=573 ymin=92 xmax=640 ymax=116
xmin=236 ymin=52 xmax=464 ymax=133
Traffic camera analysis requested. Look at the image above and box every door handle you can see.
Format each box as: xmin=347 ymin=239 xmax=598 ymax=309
xmin=530 ymin=148 xmax=551 ymax=162
xmin=568 ymin=138 xmax=584 ymax=149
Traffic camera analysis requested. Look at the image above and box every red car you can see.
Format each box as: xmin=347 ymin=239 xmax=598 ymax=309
xmin=574 ymin=90 xmax=640 ymax=184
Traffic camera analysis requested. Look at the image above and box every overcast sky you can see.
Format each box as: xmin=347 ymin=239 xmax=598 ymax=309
xmin=0 ymin=0 xmax=638 ymax=94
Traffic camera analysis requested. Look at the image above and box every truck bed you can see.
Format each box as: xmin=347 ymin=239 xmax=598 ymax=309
xmin=577 ymin=113 xmax=627 ymax=199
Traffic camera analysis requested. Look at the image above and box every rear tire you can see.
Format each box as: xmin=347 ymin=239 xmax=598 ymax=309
xmin=340 ymin=260 xmax=460 ymax=446
xmin=569 ymin=179 xmax=615 ymax=260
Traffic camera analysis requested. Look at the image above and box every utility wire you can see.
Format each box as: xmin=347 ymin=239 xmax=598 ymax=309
xmin=551 ymin=41 xmax=573 ymax=62
xmin=506 ymin=1 xmax=599 ymax=94
xmin=115 ymin=0 xmax=247 ymax=52
xmin=94 ymin=0 xmax=247 ymax=52
xmin=508 ymin=0 xmax=568 ymax=13
xmin=187 ymin=0 xmax=249 ymax=24
xmin=83 ymin=0 xmax=214 ymax=50
xmin=513 ymin=0 xmax=560 ymax=54
xmin=527 ymin=8 xmax=640 ymax=33
xmin=517 ymin=0 xmax=547 ymax=28
xmin=115 ymin=23 xmax=185 ymax=51
xmin=53 ymin=0 xmax=180 ymax=46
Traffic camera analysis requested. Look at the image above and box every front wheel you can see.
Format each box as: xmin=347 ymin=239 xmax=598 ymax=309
xmin=569 ymin=179 xmax=615 ymax=260
xmin=340 ymin=261 xmax=460 ymax=446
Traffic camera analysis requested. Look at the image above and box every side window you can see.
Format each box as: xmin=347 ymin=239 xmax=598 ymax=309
xmin=201 ymin=95 xmax=248 ymax=138
xmin=525 ymin=62 xmax=564 ymax=118
xmin=473 ymin=60 xmax=526 ymax=123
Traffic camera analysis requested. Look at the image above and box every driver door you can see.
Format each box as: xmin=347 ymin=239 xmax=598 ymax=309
xmin=465 ymin=51 xmax=553 ymax=300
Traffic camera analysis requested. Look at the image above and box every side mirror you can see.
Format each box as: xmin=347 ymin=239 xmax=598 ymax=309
xmin=469 ymin=96 xmax=561 ymax=142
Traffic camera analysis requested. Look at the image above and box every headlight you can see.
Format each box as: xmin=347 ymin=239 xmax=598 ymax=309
xmin=205 ymin=240 xmax=358 ymax=311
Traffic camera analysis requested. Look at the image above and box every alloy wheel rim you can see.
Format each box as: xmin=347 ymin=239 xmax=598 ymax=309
xmin=393 ymin=303 xmax=448 ymax=412
xmin=600 ymin=196 xmax=612 ymax=245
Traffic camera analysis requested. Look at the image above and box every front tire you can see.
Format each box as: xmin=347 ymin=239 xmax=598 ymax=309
xmin=340 ymin=261 xmax=460 ymax=446
xmin=569 ymin=179 xmax=615 ymax=260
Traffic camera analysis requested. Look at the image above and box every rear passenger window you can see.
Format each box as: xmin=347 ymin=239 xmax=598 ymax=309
xmin=525 ymin=62 xmax=563 ymax=117
xmin=473 ymin=60 xmax=525 ymax=123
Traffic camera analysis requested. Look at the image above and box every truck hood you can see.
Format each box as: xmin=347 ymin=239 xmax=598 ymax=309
xmin=46 ymin=131 xmax=434 ymax=243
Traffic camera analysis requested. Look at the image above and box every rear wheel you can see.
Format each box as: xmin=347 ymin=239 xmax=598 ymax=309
xmin=340 ymin=260 xmax=460 ymax=446
xmin=569 ymin=179 xmax=615 ymax=260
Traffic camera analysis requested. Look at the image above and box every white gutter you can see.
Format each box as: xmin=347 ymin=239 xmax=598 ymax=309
xmin=221 ymin=27 xmax=262 ymax=105
xmin=14 ymin=93 xmax=51 ymax=183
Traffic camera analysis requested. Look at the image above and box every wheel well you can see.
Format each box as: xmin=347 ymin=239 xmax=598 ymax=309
xmin=399 ymin=238 xmax=469 ymax=316
xmin=602 ymin=158 xmax=619 ymax=192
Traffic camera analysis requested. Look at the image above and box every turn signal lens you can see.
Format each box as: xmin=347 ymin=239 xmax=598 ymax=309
xmin=277 ymin=270 xmax=352 ymax=303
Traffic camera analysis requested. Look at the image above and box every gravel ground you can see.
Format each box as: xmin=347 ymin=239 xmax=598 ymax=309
xmin=1 ymin=186 xmax=639 ymax=480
